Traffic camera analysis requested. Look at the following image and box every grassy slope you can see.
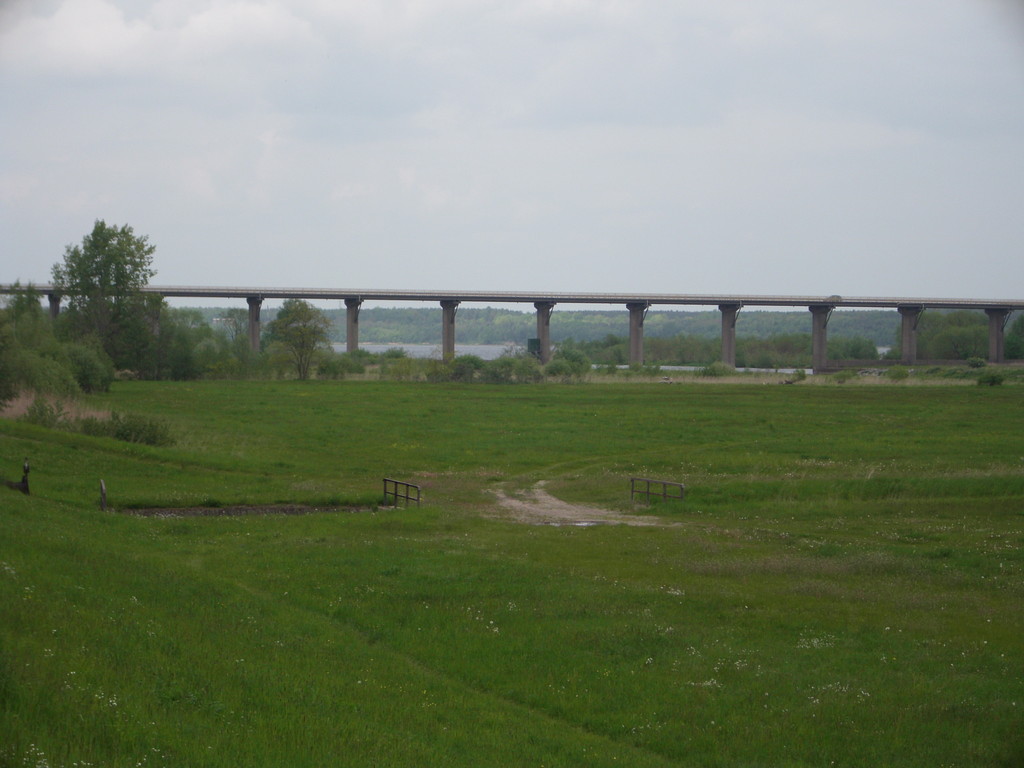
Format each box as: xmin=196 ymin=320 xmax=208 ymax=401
xmin=1 ymin=380 xmax=1023 ymax=767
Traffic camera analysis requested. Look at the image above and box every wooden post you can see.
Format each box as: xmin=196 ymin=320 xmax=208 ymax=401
xmin=99 ymin=480 xmax=107 ymax=511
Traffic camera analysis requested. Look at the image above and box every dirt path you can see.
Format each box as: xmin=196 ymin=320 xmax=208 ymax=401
xmin=489 ymin=481 xmax=672 ymax=527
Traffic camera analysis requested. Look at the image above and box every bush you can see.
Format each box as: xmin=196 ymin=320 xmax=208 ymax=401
xmin=548 ymin=349 xmax=591 ymax=381
xmin=966 ymin=357 xmax=987 ymax=369
xmin=0 ymin=330 xmax=15 ymax=408
xmin=480 ymin=355 xmax=542 ymax=384
xmin=451 ymin=355 xmax=485 ymax=383
xmin=976 ymin=369 xmax=1005 ymax=387
xmin=422 ymin=355 xmax=485 ymax=383
xmin=317 ymin=351 xmax=366 ymax=380
xmin=698 ymin=362 xmax=735 ymax=378
xmin=20 ymin=398 xmax=68 ymax=429
xmin=545 ymin=349 xmax=591 ymax=382
xmin=18 ymin=398 xmax=174 ymax=446
xmin=544 ymin=359 xmax=574 ymax=381
xmin=80 ymin=411 xmax=174 ymax=446
xmin=65 ymin=343 xmax=115 ymax=393
xmin=886 ymin=366 xmax=910 ymax=382
xmin=10 ymin=349 xmax=80 ymax=396
xmin=380 ymin=356 xmax=417 ymax=381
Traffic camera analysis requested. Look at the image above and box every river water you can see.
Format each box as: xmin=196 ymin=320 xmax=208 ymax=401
xmin=332 ymin=343 xmax=515 ymax=360
xmin=331 ymin=343 xmax=809 ymax=373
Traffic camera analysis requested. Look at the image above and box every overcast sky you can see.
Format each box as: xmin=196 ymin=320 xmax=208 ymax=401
xmin=2 ymin=0 xmax=1024 ymax=306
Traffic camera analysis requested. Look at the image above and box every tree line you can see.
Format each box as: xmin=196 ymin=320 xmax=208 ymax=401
xmin=227 ymin=305 xmax=904 ymax=347
xmin=3 ymin=221 xmax=1022 ymax=408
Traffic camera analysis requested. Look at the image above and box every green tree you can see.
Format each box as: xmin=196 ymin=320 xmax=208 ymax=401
xmin=916 ymin=310 xmax=987 ymax=360
xmin=51 ymin=220 xmax=160 ymax=369
xmin=1005 ymin=314 xmax=1024 ymax=360
xmin=267 ymin=299 xmax=331 ymax=380
xmin=0 ymin=284 xmax=84 ymax=397
xmin=828 ymin=336 xmax=879 ymax=360
xmin=0 ymin=309 xmax=16 ymax=408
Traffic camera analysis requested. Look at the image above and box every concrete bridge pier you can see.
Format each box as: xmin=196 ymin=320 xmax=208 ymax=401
xmin=47 ymin=293 xmax=61 ymax=319
xmin=246 ymin=296 xmax=262 ymax=353
xmin=986 ymin=308 xmax=1012 ymax=363
xmin=627 ymin=302 xmax=649 ymax=366
xmin=719 ymin=303 xmax=741 ymax=367
xmin=344 ymin=298 xmax=362 ymax=354
xmin=441 ymin=300 xmax=460 ymax=361
xmin=809 ymin=304 xmax=834 ymax=373
xmin=898 ymin=305 xmax=924 ymax=365
xmin=534 ymin=302 xmax=555 ymax=364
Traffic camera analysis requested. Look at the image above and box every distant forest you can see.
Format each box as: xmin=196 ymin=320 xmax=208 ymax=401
xmin=196 ymin=306 xmax=902 ymax=347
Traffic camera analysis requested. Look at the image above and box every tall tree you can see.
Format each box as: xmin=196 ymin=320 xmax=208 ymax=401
xmin=915 ymin=310 xmax=987 ymax=361
xmin=0 ymin=306 xmax=17 ymax=408
xmin=51 ymin=220 xmax=159 ymax=368
xmin=267 ymin=299 xmax=331 ymax=380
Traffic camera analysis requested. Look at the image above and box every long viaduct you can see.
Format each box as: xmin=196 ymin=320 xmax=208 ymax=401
xmin=10 ymin=285 xmax=1024 ymax=373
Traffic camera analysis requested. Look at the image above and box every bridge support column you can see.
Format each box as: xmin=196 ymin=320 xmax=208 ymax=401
xmin=246 ymin=296 xmax=262 ymax=353
xmin=47 ymin=293 xmax=61 ymax=319
xmin=898 ymin=305 xmax=924 ymax=365
xmin=441 ymin=300 xmax=459 ymax=361
xmin=534 ymin=302 xmax=555 ymax=364
xmin=627 ymin=302 xmax=648 ymax=366
xmin=809 ymin=304 xmax=833 ymax=374
xmin=719 ymin=304 xmax=741 ymax=367
xmin=345 ymin=299 xmax=362 ymax=354
xmin=986 ymin=308 xmax=1012 ymax=363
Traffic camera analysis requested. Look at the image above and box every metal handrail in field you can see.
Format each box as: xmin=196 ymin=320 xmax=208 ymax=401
xmin=383 ymin=478 xmax=421 ymax=507
xmin=630 ymin=477 xmax=685 ymax=504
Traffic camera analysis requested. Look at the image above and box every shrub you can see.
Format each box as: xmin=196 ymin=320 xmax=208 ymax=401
xmin=546 ymin=349 xmax=591 ymax=382
xmin=886 ymin=366 xmax=910 ymax=382
xmin=966 ymin=357 xmax=987 ymax=369
xmin=65 ymin=343 xmax=115 ymax=393
xmin=380 ymin=356 xmax=417 ymax=381
xmin=698 ymin=362 xmax=735 ymax=378
xmin=80 ymin=411 xmax=174 ymax=446
xmin=317 ymin=352 xmax=366 ymax=380
xmin=976 ymin=369 xmax=1005 ymax=387
xmin=112 ymin=412 xmax=173 ymax=445
xmin=422 ymin=357 xmax=485 ymax=383
xmin=832 ymin=369 xmax=856 ymax=384
xmin=20 ymin=398 xmax=68 ymax=429
xmin=10 ymin=349 xmax=79 ymax=396
xmin=450 ymin=355 xmax=485 ymax=383
xmin=544 ymin=359 xmax=574 ymax=381
xmin=481 ymin=355 xmax=542 ymax=384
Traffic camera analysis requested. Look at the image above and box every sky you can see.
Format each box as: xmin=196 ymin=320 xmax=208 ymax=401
xmin=2 ymin=0 xmax=1024 ymax=307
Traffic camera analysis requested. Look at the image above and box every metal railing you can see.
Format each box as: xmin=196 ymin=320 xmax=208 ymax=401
xmin=630 ymin=477 xmax=685 ymax=504
xmin=383 ymin=478 xmax=421 ymax=507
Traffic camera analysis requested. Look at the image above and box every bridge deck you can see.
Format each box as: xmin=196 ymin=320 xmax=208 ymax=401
xmin=5 ymin=284 xmax=1021 ymax=310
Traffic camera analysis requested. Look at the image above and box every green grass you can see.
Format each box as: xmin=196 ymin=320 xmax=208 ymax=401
xmin=2 ymin=380 xmax=1023 ymax=766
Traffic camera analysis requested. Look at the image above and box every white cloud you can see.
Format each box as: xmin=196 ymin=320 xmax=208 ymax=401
xmin=2 ymin=0 xmax=1023 ymax=297
xmin=0 ymin=0 xmax=153 ymax=75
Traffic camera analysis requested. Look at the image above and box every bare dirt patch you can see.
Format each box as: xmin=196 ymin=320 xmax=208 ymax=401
xmin=489 ymin=481 xmax=674 ymax=527
xmin=0 ymin=392 xmax=109 ymax=421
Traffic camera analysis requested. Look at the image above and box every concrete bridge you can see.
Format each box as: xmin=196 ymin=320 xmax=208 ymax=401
xmin=9 ymin=284 xmax=1023 ymax=372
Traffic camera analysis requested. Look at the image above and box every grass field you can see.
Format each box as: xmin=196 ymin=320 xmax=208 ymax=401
xmin=2 ymin=379 xmax=1023 ymax=767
